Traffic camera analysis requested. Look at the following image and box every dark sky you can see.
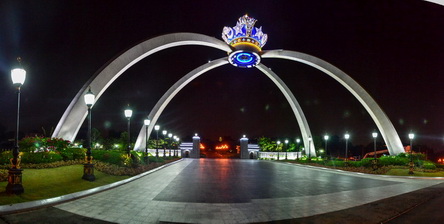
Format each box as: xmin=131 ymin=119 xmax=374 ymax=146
xmin=1 ymin=0 xmax=444 ymax=150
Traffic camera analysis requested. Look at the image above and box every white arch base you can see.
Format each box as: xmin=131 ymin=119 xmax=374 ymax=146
xmin=53 ymin=32 xmax=404 ymax=156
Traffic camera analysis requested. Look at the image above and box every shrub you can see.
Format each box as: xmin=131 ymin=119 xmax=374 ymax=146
xmin=325 ymin=160 xmax=345 ymax=167
xmin=21 ymin=151 xmax=63 ymax=164
xmin=349 ymin=161 xmax=362 ymax=167
xmin=92 ymin=150 xmax=126 ymax=166
xmin=360 ymin=158 xmax=374 ymax=168
xmin=149 ymin=156 xmax=165 ymax=163
xmin=19 ymin=136 xmax=71 ymax=152
xmin=59 ymin=148 xmax=86 ymax=161
xmin=379 ymin=156 xmax=409 ymax=166
xmin=422 ymin=161 xmax=437 ymax=170
xmin=0 ymin=151 xmax=13 ymax=165
xmin=0 ymin=169 xmax=8 ymax=182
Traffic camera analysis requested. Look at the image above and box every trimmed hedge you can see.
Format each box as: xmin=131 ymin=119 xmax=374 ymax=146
xmin=21 ymin=151 xmax=63 ymax=164
xmin=378 ymin=156 xmax=409 ymax=166
xmin=92 ymin=150 xmax=125 ymax=166
xmin=59 ymin=148 xmax=86 ymax=161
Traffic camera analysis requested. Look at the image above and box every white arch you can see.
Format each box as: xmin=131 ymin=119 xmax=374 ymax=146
xmin=52 ymin=32 xmax=404 ymax=155
xmin=134 ymin=59 xmax=316 ymax=157
xmin=262 ymin=50 xmax=404 ymax=155
xmin=52 ymin=33 xmax=231 ymax=141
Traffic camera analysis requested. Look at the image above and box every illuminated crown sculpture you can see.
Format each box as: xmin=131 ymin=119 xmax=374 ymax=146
xmin=222 ymin=14 xmax=268 ymax=68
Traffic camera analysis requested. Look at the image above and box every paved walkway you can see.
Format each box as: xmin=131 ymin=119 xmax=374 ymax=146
xmin=2 ymin=159 xmax=444 ymax=223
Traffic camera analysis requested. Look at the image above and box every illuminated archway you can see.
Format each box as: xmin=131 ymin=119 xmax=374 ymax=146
xmin=53 ymin=33 xmax=405 ymax=155
xmin=133 ymin=59 xmax=316 ymax=156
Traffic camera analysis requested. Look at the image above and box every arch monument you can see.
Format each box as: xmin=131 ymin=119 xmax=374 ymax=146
xmin=52 ymin=15 xmax=405 ymax=156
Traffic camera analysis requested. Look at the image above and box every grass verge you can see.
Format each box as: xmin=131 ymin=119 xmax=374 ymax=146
xmin=0 ymin=165 xmax=129 ymax=205
xmin=385 ymin=168 xmax=444 ymax=177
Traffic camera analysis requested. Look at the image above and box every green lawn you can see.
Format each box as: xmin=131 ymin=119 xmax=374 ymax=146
xmin=0 ymin=165 xmax=129 ymax=205
xmin=385 ymin=168 xmax=444 ymax=177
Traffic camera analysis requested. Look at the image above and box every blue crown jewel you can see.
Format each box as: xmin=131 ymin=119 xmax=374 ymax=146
xmin=222 ymin=15 xmax=267 ymax=69
xmin=222 ymin=14 xmax=268 ymax=50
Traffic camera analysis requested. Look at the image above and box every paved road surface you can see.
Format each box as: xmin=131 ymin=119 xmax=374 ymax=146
xmin=1 ymin=159 xmax=444 ymax=223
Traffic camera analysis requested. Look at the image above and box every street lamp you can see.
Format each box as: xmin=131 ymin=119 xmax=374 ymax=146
xmin=155 ymin=125 xmax=160 ymax=158
xmin=168 ymin=133 xmax=173 ymax=157
xmin=296 ymin=138 xmax=300 ymax=160
xmin=276 ymin=140 xmax=281 ymax=160
xmin=124 ymin=107 xmax=133 ymax=156
xmin=344 ymin=133 xmax=350 ymax=162
xmin=308 ymin=136 xmax=312 ymax=161
xmin=82 ymin=87 xmax=95 ymax=181
xmin=162 ymin=130 xmax=167 ymax=158
xmin=285 ymin=139 xmax=289 ymax=160
xmin=6 ymin=58 xmax=26 ymax=194
xmin=144 ymin=119 xmax=150 ymax=162
xmin=372 ymin=132 xmax=378 ymax=170
xmin=324 ymin=135 xmax=329 ymax=159
xmin=409 ymin=133 xmax=415 ymax=174
xmin=175 ymin=137 xmax=180 ymax=156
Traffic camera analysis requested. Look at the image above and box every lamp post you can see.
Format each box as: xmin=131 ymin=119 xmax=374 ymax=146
xmin=6 ymin=58 xmax=26 ymax=194
xmin=296 ymin=138 xmax=300 ymax=160
xmin=276 ymin=140 xmax=281 ymax=160
xmin=175 ymin=137 xmax=180 ymax=156
xmin=155 ymin=125 xmax=160 ymax=158
xmin=124 ymin=107 xmax=133 ymax=156
xmin=162 ymin=130 xmax=167 ymax=158
xmin=144 ymin=119 xmax=150 ymax=162
xmin=409 ymin=133 xmax=415 ymax=174
xmin=324 ymin=135 xmax=329 ymax=159
xmin=82 ymin=87 xmax=95 ymax=181
xmin=285 ymin=139 xmax=289 ymax=160
xmin=308 ymin=136 xmax=312 ymax=161
xmin=168 ymin=133 xmax=173 ymax=157
xmin=372 ymin=132 xmax=378 ymax=170
xmin=344 ymin=133 xmax=350 ymax=162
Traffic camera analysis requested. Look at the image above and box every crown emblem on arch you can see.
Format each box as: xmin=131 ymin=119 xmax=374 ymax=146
xmin=222 ymin=15 xmax=268 ymax=68
xmin=222 ymin=14 xmax=268 ymax=52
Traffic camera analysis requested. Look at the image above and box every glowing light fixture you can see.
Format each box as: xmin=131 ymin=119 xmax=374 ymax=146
xmin=11 ymin=68 xmax=26 ymax=86
xmin=124 ymin=108 xmax=133 ymax=118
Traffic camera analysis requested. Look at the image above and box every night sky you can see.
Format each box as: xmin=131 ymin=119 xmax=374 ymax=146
xmin=1 ymin=0 xmax=444 ymax=150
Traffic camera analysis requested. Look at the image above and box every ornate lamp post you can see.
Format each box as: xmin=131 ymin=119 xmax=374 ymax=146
xmin=144 ymin=119 xmax=150 ymax=162
xmin=124 ymin=107 xmax=133 ymax=156
xmin=344 ymin=133 xmax=350 ymax=162
xmin=409 ymin=133 xmax=415 ymax=174
xmin=155 ymin=125 xmax=160 ymax=158
xmin=82 ymin=87 xmax=96 ymax=181
xmin=296 ymin=138 xmax=300 ymax=160
xmin=6 ymin=58 xmax=26 ymax=194
xmin=284 ymin=139 xmax=289 ymax=160
xmin=324 ymin=135 xmax=329 ymax=159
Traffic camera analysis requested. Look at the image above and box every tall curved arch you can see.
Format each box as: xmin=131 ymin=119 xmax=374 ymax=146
xmin=134 ymin=59 xmax=316 ymax=157
xmin=52 ymin=32 xmax=403 ymax=155
xmin=262 ymin=50 xmax=404 ymax=155
xmin=52 ymin=33 xmax=231 ymax=142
